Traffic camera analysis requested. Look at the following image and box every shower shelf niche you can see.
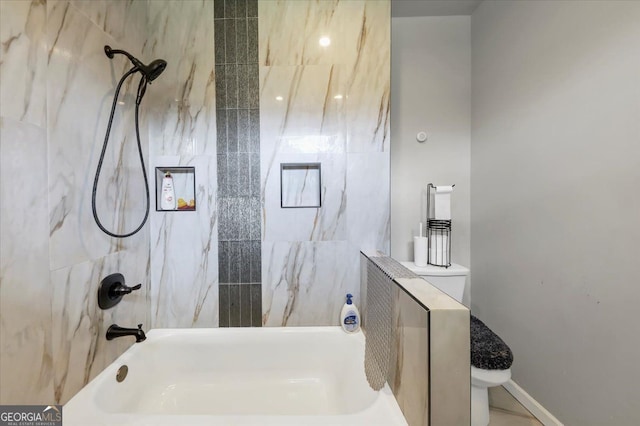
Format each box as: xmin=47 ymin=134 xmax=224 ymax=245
xmin=280 ymin=162 xmax=322 ymax=208
xmin=155 ymin=166 xmax=196 ymax=211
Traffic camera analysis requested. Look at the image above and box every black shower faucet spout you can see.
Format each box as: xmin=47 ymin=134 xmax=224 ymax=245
xmin=106 ymin=324 xmax=146 ymax=343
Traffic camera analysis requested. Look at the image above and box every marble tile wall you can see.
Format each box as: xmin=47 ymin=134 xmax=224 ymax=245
xmin=0 ymin=0 xmax=50 ymax=405
xmin=1 ymin=0 xmax=391 ymax=405
xmin=259 ymin=0 xmax=390 ymax=326
xmin=47 ymin=0 xmax=149 ymax=269
xmin=262 ymin=241 xmax=359 ymax=326
xmin=0 ymin=117 xmax=52 ymax=404
xmin=50 ymin=249 xmax=148 ymax=404
xmin=1 ymin=0 xmax=149 ymax=404
xmin=384 ymin=281 xmax=470 ymax=426
xmin=145 ymin=0 xmax=219 ymax=328
xmin=149 ymin=156 xmax=218 ymax=328
xmin=387 ymin=285 xmax=430 ymax=426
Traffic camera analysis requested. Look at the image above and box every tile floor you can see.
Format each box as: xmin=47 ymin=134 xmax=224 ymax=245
xmin=488 ymin=386 xmax=543 ymax=426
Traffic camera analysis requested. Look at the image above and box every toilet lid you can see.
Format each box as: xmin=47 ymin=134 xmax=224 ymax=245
xmin=470 ymin=315 xmax=513 ymax=370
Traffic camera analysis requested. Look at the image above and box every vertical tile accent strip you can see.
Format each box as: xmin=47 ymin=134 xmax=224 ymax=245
xmin=216 ymin=0 xmax=261 ymax=327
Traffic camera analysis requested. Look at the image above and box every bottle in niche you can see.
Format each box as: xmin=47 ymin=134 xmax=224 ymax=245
xmin=160 ymin=172 xmax=176 ymax=210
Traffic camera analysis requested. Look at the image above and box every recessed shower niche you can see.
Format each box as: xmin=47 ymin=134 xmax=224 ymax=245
xmin=155 ymin=167 xmax=196 ymax=211
xmin=280 ymin=163 xmax=322 ymax=208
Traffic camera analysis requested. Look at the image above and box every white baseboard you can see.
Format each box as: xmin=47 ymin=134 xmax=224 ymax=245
xmin=503 ymin=379 xmax=564 ymax=426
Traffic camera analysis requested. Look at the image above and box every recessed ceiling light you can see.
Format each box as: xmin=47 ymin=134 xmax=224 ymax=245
xmin=333 ymin=94 xmax=343 ymax=100
xmin=275 ymin=96 xmax=284 ymax=101
xmin=319 ymin=36 xmax=331 ymax=47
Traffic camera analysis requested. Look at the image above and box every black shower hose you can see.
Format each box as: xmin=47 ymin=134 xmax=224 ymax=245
xmin=92 ymin=68 xmax=150 ymax=238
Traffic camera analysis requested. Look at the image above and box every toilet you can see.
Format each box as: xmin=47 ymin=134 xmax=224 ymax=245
xmin=401 ymin=261 xmax=513 ymax=426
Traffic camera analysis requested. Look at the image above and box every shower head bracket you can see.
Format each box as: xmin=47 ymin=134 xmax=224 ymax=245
xmin=104 ymin=45 xmax=115 ymax=59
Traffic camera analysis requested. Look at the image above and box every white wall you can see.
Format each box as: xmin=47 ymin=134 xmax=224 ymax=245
xmin=391 ymin=16 xmax=471 ymax=300
xmin=471 ymin=1 xmax=640 ymax=424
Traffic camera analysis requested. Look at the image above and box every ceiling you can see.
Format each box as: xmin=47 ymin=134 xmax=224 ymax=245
xmin=391 ymin=0 xmax=483 ymax=17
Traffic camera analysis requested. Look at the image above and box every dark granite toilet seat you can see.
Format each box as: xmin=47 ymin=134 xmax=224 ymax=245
xmin=471 ymin=315 xmax=513 ymax=370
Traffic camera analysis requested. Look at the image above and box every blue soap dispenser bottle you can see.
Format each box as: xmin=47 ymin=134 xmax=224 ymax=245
xmin=340 ymin=293 xmax=360 ymax=333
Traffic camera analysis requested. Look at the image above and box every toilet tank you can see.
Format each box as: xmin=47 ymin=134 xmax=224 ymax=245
xmin=400 ymin=262 xmax=469 ymax=303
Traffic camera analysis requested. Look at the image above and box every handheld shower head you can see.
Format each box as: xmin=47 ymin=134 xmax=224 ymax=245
xmin=104 ymin=45 xmax=166 ymax=82
xmin=144 ymin=59 xmax=167 ymax=82
xmin=94 ymin=47 xmax=167 ymax=238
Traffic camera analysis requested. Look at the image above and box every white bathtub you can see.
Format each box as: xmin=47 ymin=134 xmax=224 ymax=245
xmin=64 ymin=326 xmax=407 ymax=425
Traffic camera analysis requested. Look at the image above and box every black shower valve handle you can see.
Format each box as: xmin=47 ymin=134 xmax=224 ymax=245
xmin=111 ymin=283 xmax=142 ymax=297
xmin=98 ymin=273 xmax=143 ymax=310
